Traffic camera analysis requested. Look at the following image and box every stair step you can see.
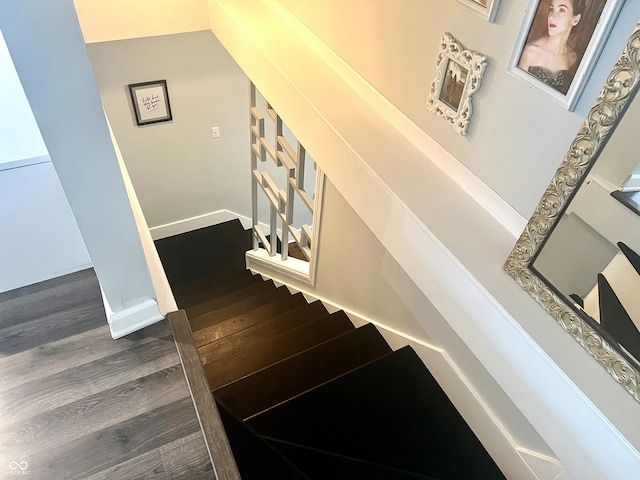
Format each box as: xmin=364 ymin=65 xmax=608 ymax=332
xmin=216 ymin=400 xmax=309 ymax=480
xmin=192 ymin=292 xmax=309 ymax=348
xmin=197 ymin=301 xmax=330 ymax=365
xmin=185 ymin=279 xmax=277 ymax=319
xmin=154 ymin=220 xmax=250 ymax=285
xmin=214 ymin=323 xmax=392 ymax=420
xmin=247 ymin=346 xmax=506 ymax=479
xmin=171 ymin=266 xmax=255 ymax=301
xmin=204 ymin=310 xmax=356 ymax=390
xmin=265 ymin=438 xmax=438 ymax=480
xmin=176 ymin=270 xmax=263 ymax=309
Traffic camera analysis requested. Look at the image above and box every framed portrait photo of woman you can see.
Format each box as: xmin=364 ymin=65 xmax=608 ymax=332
xmin=507 ymin=0 xmax=625 ymax=111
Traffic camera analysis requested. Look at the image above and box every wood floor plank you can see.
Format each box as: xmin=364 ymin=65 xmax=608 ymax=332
xmin=0 ymin=268 xmax=100 ymax=330
xmin=197 ymin=301 xmax=329 ymax=366
xmin=83 ymin=432 xmax=214 ymax=480
xmin=0 ymin=321 xmax=169 ymax=392
xmin=22 ymin=397 xmax=201 ymax=480
xmin=4 ymin=365 xmax=188 ymax=454
xmin=1 ymin=336 xmax=180 ymax=423
xmin=0 ymin=269 xmax=215 ymax=480
xmin=192 ymin=293 xmax=309 ymax=348
xmin=0 ymin=300 xmax=107 ymax=356
xmin=159 ymin=431 xmax=216 ymax=479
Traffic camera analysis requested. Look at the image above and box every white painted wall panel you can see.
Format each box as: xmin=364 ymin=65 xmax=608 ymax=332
xmin=0 ymin=161 xmax=91 ymax=293
xmin=0 ymin=30 xmax=47 ymax=164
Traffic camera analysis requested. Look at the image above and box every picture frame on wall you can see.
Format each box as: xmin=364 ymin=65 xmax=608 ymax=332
xmin=455 ymin=0 xmax=502 ymax=22
xmin=507 ymin=0 xmax=625 ymax=111
xmin=128 ymin=79 xmax=173 ymax=126
xmin=426 ymin=33 xmax=488 ymax=136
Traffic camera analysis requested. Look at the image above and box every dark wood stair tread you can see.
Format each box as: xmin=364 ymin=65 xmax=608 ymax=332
xmin=265 ymin=438 xmax=438 ymax=480
xmin=214 ymin=323 xmax=392 ymax=420
xmin=246 ymin=346 xmax=505 ymax=480
xmin=176 ymin=270 xmax=263 ymax=309
xmin=197 ymin=301 xmax=330 ymax=365
xmin=204 ymin=310 xmax=355 ymax=390
xmin=192 ymin=292 xmax=309 ymax=348
xmin=185 ymin=279 xmax=278 ymax=319
xmin=171 ymin=266 xmax=255 ymax=301
xmin=216 ymin=400 xmax=309 ymax=479
xmin=155 ymin=220 xmax=250 ymax=285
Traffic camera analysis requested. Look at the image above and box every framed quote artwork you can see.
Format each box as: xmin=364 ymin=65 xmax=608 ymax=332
xmin=128 ymin=79 xmax=173 ymax=126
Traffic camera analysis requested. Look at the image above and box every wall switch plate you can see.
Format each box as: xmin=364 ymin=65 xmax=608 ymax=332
xmin=211 ymin=126 xmax=220 ymax=138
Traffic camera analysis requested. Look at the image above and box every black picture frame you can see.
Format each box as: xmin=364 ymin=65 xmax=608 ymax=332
xmin=128 ymin=79 xmax=172 ymax=126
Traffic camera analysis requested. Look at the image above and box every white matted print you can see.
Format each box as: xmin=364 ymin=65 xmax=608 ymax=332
xmin=456 ymin=0 xmax=502 ymax=22
xmin=427 ymin=33 xmax=488 ymax=136
xmin=128 ymin=80 xmax=173 ymax=126
xmin=507 ymin=0 xmax=625 ymax=111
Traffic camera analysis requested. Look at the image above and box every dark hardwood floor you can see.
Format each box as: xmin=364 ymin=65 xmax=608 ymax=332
xmin=0 ymin=268 xmax=214 ymax=479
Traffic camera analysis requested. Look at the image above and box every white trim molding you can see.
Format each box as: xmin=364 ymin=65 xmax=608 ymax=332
xmin=107 ymin=298 xmax=164 ymax=339
xmin=149 ymin=209 xmax=253 ymax=240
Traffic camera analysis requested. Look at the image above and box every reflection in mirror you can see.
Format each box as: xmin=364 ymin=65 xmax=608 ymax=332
xmin=504 ymin=23 xmax=640 ymax=403
xmin=531 ymin=90 xmax=640 ymax=368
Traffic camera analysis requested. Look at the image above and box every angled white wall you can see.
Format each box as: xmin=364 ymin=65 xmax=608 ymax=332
xmin=0 ymin=29 xmax=91 ymax=293
xmin=0 ymin=0 xmax=162 ymax=336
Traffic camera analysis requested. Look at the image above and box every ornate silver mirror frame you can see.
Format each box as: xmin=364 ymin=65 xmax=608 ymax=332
xmin=504 ymin=23 xmax=640 ymax=403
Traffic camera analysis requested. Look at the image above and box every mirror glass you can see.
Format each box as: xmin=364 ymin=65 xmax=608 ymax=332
xmin=531 ymin=90 xmax=640 ymax=367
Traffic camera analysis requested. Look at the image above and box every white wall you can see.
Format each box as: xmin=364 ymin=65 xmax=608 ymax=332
xmin=0 ymin=161 xmax=92 ymax=293
xmin=277 ymin=0 xmax=640 ymax=218
xmin=0 ymin=0 xmax=160 ymax=333
xmin=0 ymin=29 xmax=91 ymax=293
xmin=0 ymin=30 xmax=47 ymax=164
xmin=86 ymin=31 xmax=251 ymax=236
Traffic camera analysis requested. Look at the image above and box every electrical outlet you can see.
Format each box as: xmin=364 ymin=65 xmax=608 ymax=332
xmin=211 ymin=126 xmax=220 ymax=138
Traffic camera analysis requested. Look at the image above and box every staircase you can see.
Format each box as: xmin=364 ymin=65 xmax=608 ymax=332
xmin=155 ymin=220 xmax=506 ymax=479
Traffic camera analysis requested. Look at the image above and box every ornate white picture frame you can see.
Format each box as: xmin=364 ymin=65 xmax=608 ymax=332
xmin=427 ymin=33 xmax=488 ymax=136
xmin=507 ymin=0 xmax=625 ymax=111
xmin=455 ymin=0 xmax=502 ymax=22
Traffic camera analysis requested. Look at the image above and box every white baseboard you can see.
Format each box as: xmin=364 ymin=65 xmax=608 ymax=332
xmin=106 ymin=298 xmax=164 ymax=339
xmin=149 ymin=209 xmax=253 ymax=240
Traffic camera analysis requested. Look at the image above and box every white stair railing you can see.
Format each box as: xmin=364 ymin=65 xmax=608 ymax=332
xmin=248 ymin=82 xmax=323 ymax=283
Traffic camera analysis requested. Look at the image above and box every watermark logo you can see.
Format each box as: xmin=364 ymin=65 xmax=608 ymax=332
xmin=8 ymin=461 xmax=30 ymax=476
